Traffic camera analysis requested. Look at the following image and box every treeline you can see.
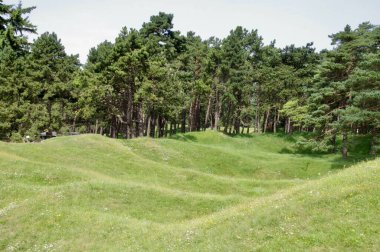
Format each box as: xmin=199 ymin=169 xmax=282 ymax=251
xmin=1 ymin=1 xmax=379 ymax=158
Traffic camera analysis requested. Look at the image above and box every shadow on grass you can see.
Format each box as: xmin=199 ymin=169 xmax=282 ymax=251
xmin=169 ymin=133 xmax=198 ymax=142
xmin=329 ymin=154 xmax=377 ymax=170
xmin=228 ymin=133 xmax=254 ymax=138
xmin=169 ymin=131 xmax=376 ymax=170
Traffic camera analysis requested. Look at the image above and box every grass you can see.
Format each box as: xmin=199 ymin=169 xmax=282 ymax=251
xmin=0 ymin=131 xmax=379 ymax=251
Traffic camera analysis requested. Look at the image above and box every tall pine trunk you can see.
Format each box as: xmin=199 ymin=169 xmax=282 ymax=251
xmin=204 ymin=94 xmax=212 ymax=130
xmin=342 ymin=131 xmax=348 ymax=159
xmin=146 ymin=115 xmax=151 ymax=137
xmin=263 ymin=108 xmax=270 ymax=133
xmin=181 ymin=109 xmax=186 ymax=133
xmin=214 ymin=97 xmax=221 ymax=131
xmin=370 ymin=128 xmax=377 ymax=155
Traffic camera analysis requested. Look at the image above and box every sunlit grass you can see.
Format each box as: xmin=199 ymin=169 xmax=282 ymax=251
xmin=0 ymin=131 xmax=378 ymax=251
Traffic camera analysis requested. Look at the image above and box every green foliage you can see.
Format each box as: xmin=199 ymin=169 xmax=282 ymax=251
xmin=295 ymin=136 xmax=335 ymax=153
xmin=280 ymin=99 xmax=309 ymax=127
xmin=9 ymin=131 xmax=22 ymax=142
xmin=0 ymin=1 xmax=36 ymax=50
xmin=0 ymin=1 xmax=378 ymax=158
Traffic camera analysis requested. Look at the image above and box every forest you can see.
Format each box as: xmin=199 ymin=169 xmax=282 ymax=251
xmin=1 ymin=1 xmax=379 ymax=159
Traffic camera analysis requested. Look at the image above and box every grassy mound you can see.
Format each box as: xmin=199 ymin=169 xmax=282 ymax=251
xmin=0 ymin=131 xmax=378 ymax=251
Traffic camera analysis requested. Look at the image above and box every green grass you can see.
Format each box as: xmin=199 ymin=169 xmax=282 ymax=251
xmin=0 ymin=131 xmax=379 ymax=251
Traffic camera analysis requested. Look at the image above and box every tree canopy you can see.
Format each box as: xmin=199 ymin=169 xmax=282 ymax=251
xmin=0 ymin=1 xmax=379 ymax=158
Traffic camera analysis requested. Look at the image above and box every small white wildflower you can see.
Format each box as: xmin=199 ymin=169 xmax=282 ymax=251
xmin=6 ymin=245 xmax=15 ymax=251
xmin=0 ymin=202 xmax=17 ymax=217
xmin=43 ymin=243 xmax=54 ymax=250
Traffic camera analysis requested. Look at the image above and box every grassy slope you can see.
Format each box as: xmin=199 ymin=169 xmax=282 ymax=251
xmin=0 ymin=131 xmax=379 ymax=251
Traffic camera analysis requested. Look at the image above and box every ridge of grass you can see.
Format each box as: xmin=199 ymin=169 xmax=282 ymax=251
xmin=0 ymin=131 xmax=378 ymax=251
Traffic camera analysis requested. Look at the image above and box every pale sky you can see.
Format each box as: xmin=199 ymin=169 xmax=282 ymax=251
xmin=13 ymin=0 xmax=380 ymax=63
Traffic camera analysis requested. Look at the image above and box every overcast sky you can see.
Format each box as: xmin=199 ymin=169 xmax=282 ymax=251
xmin=14 ymin=0 xmax=380 ymax=63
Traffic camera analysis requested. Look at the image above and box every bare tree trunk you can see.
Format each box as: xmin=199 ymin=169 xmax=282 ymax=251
xmin=342 ymin=131 xmax=348 ymax=159
xmin=158 ymin=116 xmax=165 ymax=138
xmin=331 ymin=130 xmax=337 ymax=153
xmin=234 ymin=109 xmax=241 ymax=134
xmin=273 ymin=109 xmax=278 ymax=133
xmin=47 ymin=100 xmax=52 ymax=129
xmin=181 ymin=109 xmax=186 ymax=133
xmin=150 ymin=114 xmax=156 ymax=138
xmin=214 ymin=90 xmax=221 ymax=131
xmin=229 ymin=118 xmax=234 ymax=134
xmin=147 ymin=115 xmax=151 ymax=137
xmin=255 ymin=112 xmax=261 ymax=133
xmin=214 ymin=105 xmax=220 ymax=131
xmin=285 ymin=117 xmax=292 ymax=134
xmin=173 ymin=122 xmax=177 ymax=135
xmin=188 ymin=98 xmax=201 ymax=132
xmin=72 ymin=112 xmax=77 ymax=132
xmin=95 ymin=119 xmax=98 ymax=134
xmin=139 ymin=109 xmax=144 ymax=137
xmin=224 ymin=102 xmax=232 ymax=134
xmin=264 ymin=108 xmax=270 ymax=133
xmin=134 ymin=103 xmax=142 ymax=137
xmin=196 ymin=99 xmax=201 ymax=131
xmin=288 ymin=118 xmax=292 ymax=134
xmin=370 ymin=128 xmax=377 ymax=155
xmin=155 ymin=117 xmax=159 ymax=138
xmin=255 ymin=91 xmax=261 ymax=133
xmin=164 ymin=121 xmax=168 ymax=137
xmin=111 ymin=116 xmax=117 ymax=138
xmin=205 ymin=94 xmax=212 ymax=130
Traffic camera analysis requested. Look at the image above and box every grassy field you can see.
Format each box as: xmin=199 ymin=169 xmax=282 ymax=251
xmin=0 ymin=131 xmax=379 ymax=251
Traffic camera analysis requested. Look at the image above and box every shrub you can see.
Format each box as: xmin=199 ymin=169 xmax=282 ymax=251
xmin=10 ymin=132 xmax=23 ymax=143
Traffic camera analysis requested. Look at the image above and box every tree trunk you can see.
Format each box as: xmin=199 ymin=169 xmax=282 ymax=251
xmin=234 ymin=117 xmax=240 ymax=135
xmin=205 ymin=94 xmax=212 ymax=130
xmin=72 ymin=115 xmax=77 ymax=133
xmin=286 ymin=117 xmax=292 ymax=134
xmin=370 ymin=128 xmax=377 ymax=155
xmin=196 ymin=99 xmax=201 ymax=131
xmin=95 ymin=119 xmax=98 ymax=134
xmin=214 ymin=91 xmax=221 ymax=131
xmin=173 ymin=122 xmax=177 ymax=135
xmin=273 ymin=109 xmax=278 ymax=133
xmin=47 ymin=100 xmax=52 ymax=129
xmin=181 ymin=109 xmax=186 ymax=133
xmin=263 ymin=108 xmax=270 ymax=133
xmin=150 ymin=115 xmax=156 ymax=138
xmin=331 ymin=131 xmax=337 ymax=153
xmin=214 ymin=105 xmax=220 ymax=131
xmin=169 ymin=122 xmax=173 ymax=136
xmin=342 ymin=131 xmax=348 ymax=159
xmin=229 ymin=118 xmax=234 ymax=134
xmin=189 ymin=102 xmax=193 ymax=131
xmin=146 ymin=115 xmax=151 ymax=137
xmin=159 ymin=117 xmax=165 ymax=138
xmin=224 ymin=102 xmax=233 ymax=134
xmin=255 ymin=112 xmax=261 ymax=133
xmin=255 ymin=90 xmax=261 ymax=133
xmin=165 ymin=121 xmax=168 ymax=137
xmin=134 ymin=103 xmax=143 ymax=137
